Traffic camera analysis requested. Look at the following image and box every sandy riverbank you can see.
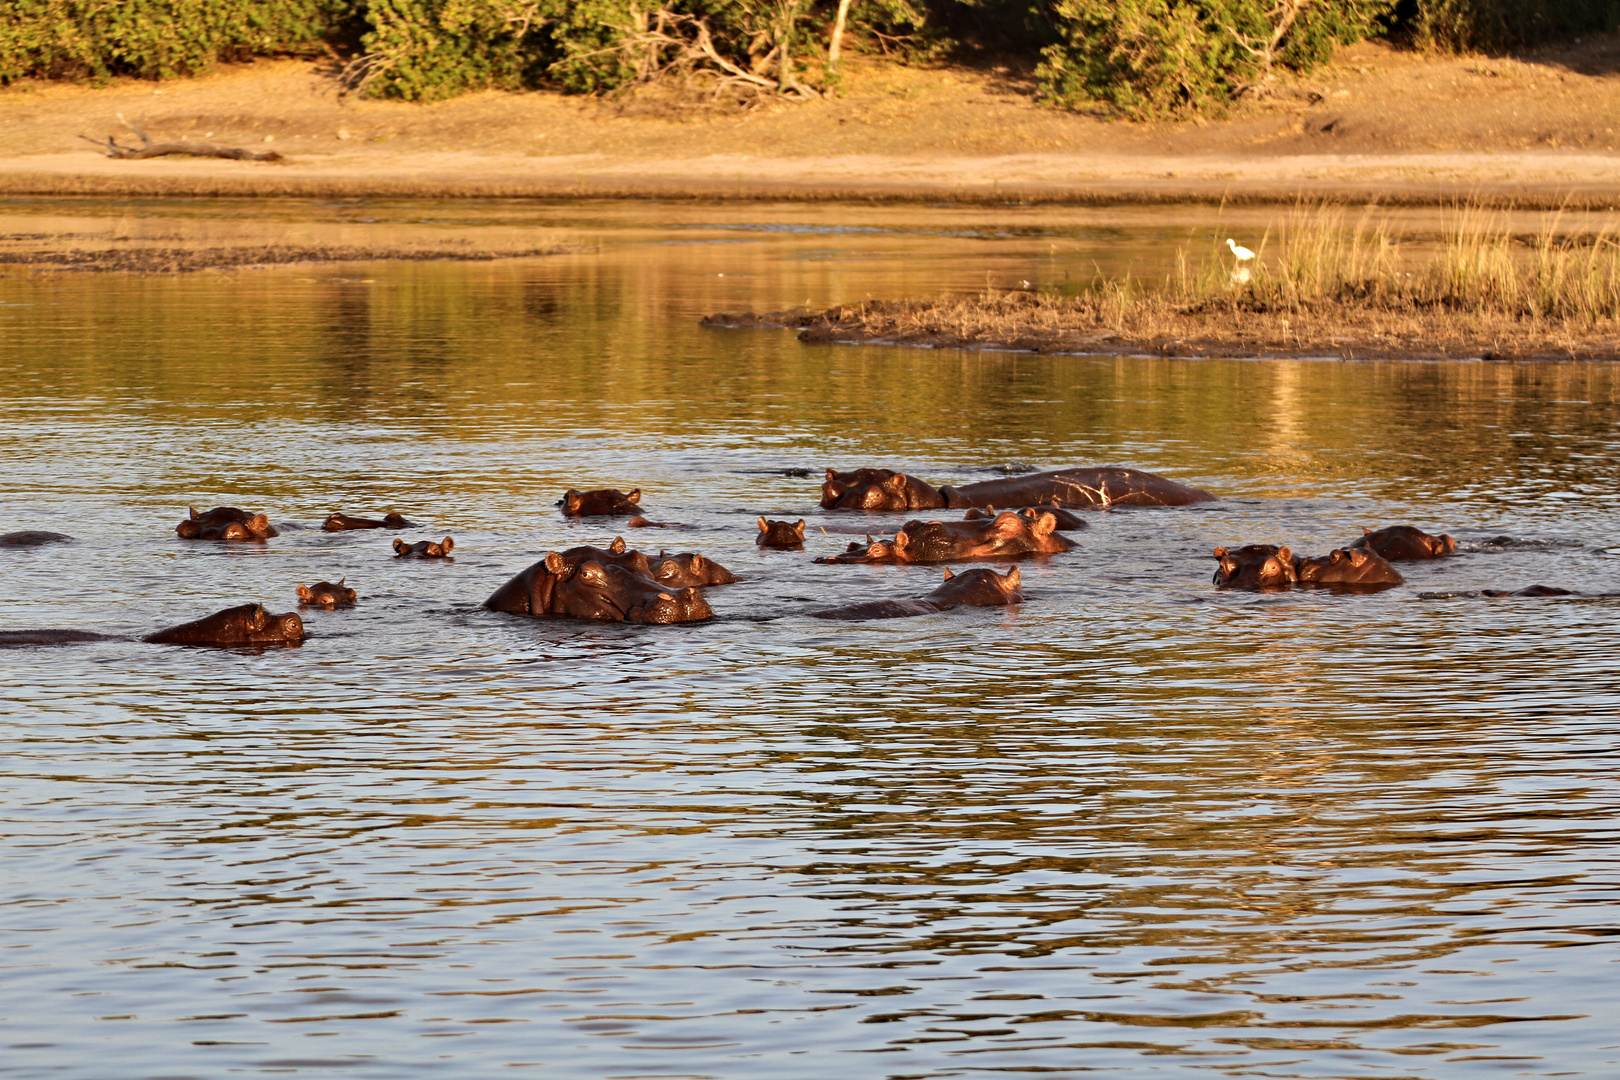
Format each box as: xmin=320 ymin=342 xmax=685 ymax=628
xmin=3 ymin=38 xmax=1620 ymax=207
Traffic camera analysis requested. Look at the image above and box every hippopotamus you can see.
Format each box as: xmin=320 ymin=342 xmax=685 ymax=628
xmin=811 ymin=566 xmax=1024 ymax=620
xmin=648 ymin=550 xmax=740 ymax=588
xmin=176 ymin=505 xmax=279 ymax=540
xmin=1 ymin=530 xmax=73 ymax=547
xmin=1482 ymin=585 xmax=1575 ymax=597
xmin=814 ymin=511 xmax=1071 ymax=564
xmin=559 ymin=488 xmax=644 ymax=517
xmin=143 ymin=603 xmax=305 ymax=646
xmin=821 ymin=466 xmax=1213 ymax=510
xmin=323 ymin=512 xmax=416 ymax=531
xmin=756 ymin=518 xmax=807 ymax=548
xmin=394 ymin=536 xmax=454 ymax=558
xmin=1212 ymin=544 xmax=1297 ymax=590
xmin=1295 ymin=547 xmax=1404 ymax=589
xmin=0 ymin=629 xmax=116 ymax=647
xmin=483 ymin=551 xmax=714 ymax=623
xmin=1348 ymin=525 xmax=1456 ymax=560
xmin=296 ymin=579 xmax=357 ymax=607
xmin=962 ymin=505 xmax=1088 ymax=530
xmin=816 ymin=537 xmax=903 ymax=564
xmin=555 ymin=536 xmax=654 ymax=576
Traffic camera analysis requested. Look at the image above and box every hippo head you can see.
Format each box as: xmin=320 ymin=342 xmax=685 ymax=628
xmin=560 ymin=488 xmax=642 ymax=516
xmin=1296 ymin=546 xmax=1404 ymax=588
xmin=929 ymin=565 xmax=1024 ymax=606
xmin=756 ymin=517 xmax=807 ymax=547
xmin=296 ymin=578 xmax=358 ymax=607
xmin=558 ymin=536 xmax=654 ymax=577
xmin=1354 ymin=525 xmax=1456 ymax=560
xmin=394 ymin=536 xmax=455 ymax=558
xmin=649 ymin=550 xmax=740 ymax=589
xmin=813 ymin=537 xmax=902 ymax=564
xmin=1212 ymin=544 xmax=1298 ymax=590
xmin=820 ymin=468 xmax=941 ymax=511
xmin=546 ymin=552 xmax=713 ymax=624
xmin=894 ymin=510 xmax=1061 ymax=563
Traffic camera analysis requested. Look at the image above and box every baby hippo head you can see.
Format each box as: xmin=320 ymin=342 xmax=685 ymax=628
xmin=393 ymin=536 xmax=455 ymax=558
xmin=296 ymin=578 xmax=357 ymax=607
xmin=649 ymin=551 xmax=740 ymax=588
xmin=756 ymin=517 xmax=807 ymax=548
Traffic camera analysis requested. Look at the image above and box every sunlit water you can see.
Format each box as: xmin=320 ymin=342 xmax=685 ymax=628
xmin=2 ymin=199 xmax=1618 ymax=1079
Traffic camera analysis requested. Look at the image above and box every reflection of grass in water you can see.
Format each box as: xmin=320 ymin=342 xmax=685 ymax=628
xmin=785 ymin=204 xmax=1620 ymax=358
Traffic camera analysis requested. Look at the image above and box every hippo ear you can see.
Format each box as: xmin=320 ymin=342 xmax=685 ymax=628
xmin=442 ymin=537 xmax=455 ymax=553
xmin=564 ymin=490 xmax=582 ymax=512
xmin=627 ymin=489 xmax=641 ymax=504
xmin=792 ymin=519 xmax=805 ymax=537
xmin=544 ymin=551 xmax=565 ymax=575
xmin=942 ymin=567 xmax=955 ymax=580
xmin=1212 ymin=546 xmax=1228 ymax=558
xmin=611 ymin=536 xmax=626 ymax=554
xmin=987 ymin=511 xmax=1023 ymax=537
xmin=1004 ymin=566 xmax=1021 ymax=587
xmin=757 ymin=516 xmax=768 ymax=533
xmin=825 ymin=468 xmax=837 ymax=481
xmin=336 ymin=577 xmax=345 ymax=586
xmin=393 ymin=538 xmax=406 ymax=553
xmin=1363 ymin=527 xmax=1372 ymax=535
xmin=296 ymin=584 xmax=313 ymax=602
xmin=1330 ymin=548 xmax=1345 ymax=563
xmin=1278 ymin=546 xmax=1292 ymax=562
xmin=188 ymin=505 xmax=200 ymax=521
xmin=885 ymin=473 xmax=908 ymax=491
xmin=1031 ymin=511 xmax=1057 ymax=536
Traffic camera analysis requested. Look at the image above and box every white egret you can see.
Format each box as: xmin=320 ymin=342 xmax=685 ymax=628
xmin=1226 ymin=238 xmax=1256 ymax=262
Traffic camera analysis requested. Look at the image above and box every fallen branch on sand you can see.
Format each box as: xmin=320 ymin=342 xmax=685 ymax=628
xmin=80 ymin=114 xmax=284 ymax=163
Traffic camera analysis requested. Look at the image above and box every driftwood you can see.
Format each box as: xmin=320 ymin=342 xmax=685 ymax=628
xmin=80 ymin=115 xmax=284 ymax=163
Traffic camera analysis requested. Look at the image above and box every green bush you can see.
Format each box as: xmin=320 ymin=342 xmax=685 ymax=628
xmin=1403 ymin=0 xmax=1620 ymax=51
xmin=0 ymin=0 xmax=348 ymax=83
xmin=1036 ymin=0 xmax=1395 ymax=119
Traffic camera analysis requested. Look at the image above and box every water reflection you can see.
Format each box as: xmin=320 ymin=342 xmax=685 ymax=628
xmin=0 ymin=199 xmax=1618 ymax=1079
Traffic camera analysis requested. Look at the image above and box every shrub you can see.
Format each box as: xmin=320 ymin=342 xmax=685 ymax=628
xmin=0 ymin=0 xmax=348 ymax=83
xmin=1036 ymin=0 xmax=1395 ymax=119
xmin=1401 ymin=0 xmax=1620 ymax=52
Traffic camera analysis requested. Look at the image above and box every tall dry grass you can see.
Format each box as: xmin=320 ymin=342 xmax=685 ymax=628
xmin=1179 ymin=202 xmax=1620 ymax=324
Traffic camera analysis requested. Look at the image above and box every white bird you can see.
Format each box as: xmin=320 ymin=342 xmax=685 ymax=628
xmin=1226 ymin=238 xmax=1256 ymax=262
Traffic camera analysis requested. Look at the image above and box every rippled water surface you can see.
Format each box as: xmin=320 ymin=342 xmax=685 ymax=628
xmin=2 ymin=199 xmax=1619 ymax=1079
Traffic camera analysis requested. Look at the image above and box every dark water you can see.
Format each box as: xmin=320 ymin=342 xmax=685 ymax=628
xmin=2 ymin=199 xmax=1619 ymax=1079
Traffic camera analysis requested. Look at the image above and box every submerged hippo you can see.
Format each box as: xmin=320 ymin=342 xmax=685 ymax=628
xmin=1348 ymin=525 xmax=1456 ymax=561
xmin=648 ymin=550 xmax=740 ymax=588
xmin=1212 ymin=544 xmax=1298 ymax=590
xmin=394 ymin=536 xmax=455 ymax=559
xmin=323 ymin=512 xmax=417 ymax=531
xmin=176 ymin=505 xmax=279 ymax=540
xmin=1 ymin=530 xmax=73 ymax=547
xmin=1296 ymin=547 xmax=1404 ymax=589
xmin=963 ymin=505 xmax=1088 ymax=530
xmin=1483 ymin=585 xmax=1576 ymax=597
xmin=815 ymin=511 xmax=1071 ymax=564
xmin=0 ymin=629 xmax=117 ymax=647
xmin=1213 ymin=543 xmax=1403 ymax=591
xmin=144 ymin=603 xmax=304 ymax=646
xmin=296 ymin=579 xmax=357 ymax=607
xmin=821 ymin=466 xmax=1213 ymax=510
xmin=812 ymin=566 xmax=1023 ymax=620
xmin=559 ymin=488 xmax=644 ymax=517
xmin=756 ymin=518 xmax=807 ymax=548
xmin=483 ymin=551 xmax=713 ymax=624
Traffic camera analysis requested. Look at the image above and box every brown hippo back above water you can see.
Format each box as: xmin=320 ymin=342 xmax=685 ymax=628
xmin=324 ymin=512 xmax=417 ymax=531
xmin=1348 ymin=525 xmax=1456 ymax=561
xmin=821 ymin=466 xmax=1213 ymax=511
xmin=812 ymin=566 xmax=1023 ymax=620
xmin=483 ymin=551 xmax=714 ymax=624
xmin=1296 ymin=547 xmax=1404 ymax=590
xmin=144 ymin=603 xmax=304 ymax=646
xmin=177 ymin=505 xmax=279 ymax=540
xmin=1 ymin=530 xmax=74 ymax=547
xmin=559 ymin=488 xmax=644 ymax=517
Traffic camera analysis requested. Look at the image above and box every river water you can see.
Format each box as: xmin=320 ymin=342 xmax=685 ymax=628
xmin=2 ymin=198 xmax=1618 ymax=1079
